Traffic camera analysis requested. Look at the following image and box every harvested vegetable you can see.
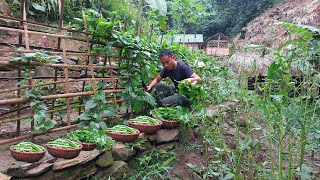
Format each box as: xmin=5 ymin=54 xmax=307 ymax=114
xmin=107 ymin=125 xmax=138 ymax=134
xmin=67 ymin=129 xmax=97 ymax=144
xmin=129 ymin=116 xmax=160 ymax=125
xmin=150 ymin=106 xmax=188 ymax=121
xmin=47 ymin=138 xmax=81 ymax=149
xmin=10 ymin=142 xmax=45 ymax=152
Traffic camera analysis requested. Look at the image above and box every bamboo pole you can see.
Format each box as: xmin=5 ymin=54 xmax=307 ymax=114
xmin=82 ymin=11 xmax=96 ymax=93
xmin=0 ymin=78 xmax=121 ymax=95
xmin=0 ymin=15 xmax=109 ymax=38
xmin=0 ymin=49 xmax=121 ymax=58
xmin=0 ymin=113 xmax=130 ymax=145
xmin=0 ymin=60 xmax=120 ymax=70
xmin=0 ymin=26 xmax=107 ymax=45
xmin=0 ymin=99 xmax=125 ymax=125
xmin=58 ymin=0 xmax=72 ymax=126
xmin=21 ymin=0 xmax=34 ymax=142
xmin=110 ymin=57 xmax=119 ymax=112
xmin=0 ymin=89 xmax=124 ymax=105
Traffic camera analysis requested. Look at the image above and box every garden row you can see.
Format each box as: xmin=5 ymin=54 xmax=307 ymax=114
xmin=9 ymin=106 xmax=185 ymax=163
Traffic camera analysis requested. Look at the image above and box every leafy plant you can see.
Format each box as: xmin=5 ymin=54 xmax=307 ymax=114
xmin=78 ymin=88 xmax=117 ymax=130
xmin=24 ymin=90 xmax=56 ymax=132
xmin=126 ymin=148 xmax=176 ymax=180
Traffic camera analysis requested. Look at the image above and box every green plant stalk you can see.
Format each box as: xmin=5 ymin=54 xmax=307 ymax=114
xmin=287 ymin=132 xmax=293 ymax=180
xmin=298 ymin=79 xmax=311 ymax=171
xmin=278 ymin=104 xmax=284 ymax=180
xmin=235 ymin=121 xmax=242 ymax=179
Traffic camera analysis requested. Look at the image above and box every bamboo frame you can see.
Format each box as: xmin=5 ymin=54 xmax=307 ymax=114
xmin=0 ymin=77 xmax=121 ymax=94
xmin=0 ymin=0 xmax=129 ymax=145
xmin=0 ymin=49 xmax=121 ymax=58
xmin=0 ymin=60 xmax=120 ymax=70
xmin=0 ymin=113 xmax=130 ymax=145
xmin=0 ymin=99 xmax=124 ymax=125
xmin=0 ymin=89 xmax=123 ymax=105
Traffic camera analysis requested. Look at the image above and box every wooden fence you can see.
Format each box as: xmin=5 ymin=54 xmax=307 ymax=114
xmin=0 ymin=0 xmax=129 ymax=145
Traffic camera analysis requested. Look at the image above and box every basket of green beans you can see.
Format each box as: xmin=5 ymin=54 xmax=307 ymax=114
xmin=46 ymin=138 xmax=82 ymax=159
xmin=128 ymin=116 xmax=162 ymax=134
xmin=10 ymin=141 xmax=46 ymax=162
xmin=106 ymin=125 xmax=140 ymax=143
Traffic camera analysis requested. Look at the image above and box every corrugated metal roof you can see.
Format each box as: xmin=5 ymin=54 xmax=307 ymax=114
xmin=166 ymin=34 xmax=204 ymax=43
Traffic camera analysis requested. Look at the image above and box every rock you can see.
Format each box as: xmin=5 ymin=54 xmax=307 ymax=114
xmin=227 ymin=127 xmax=247 ymax=139
xmin=178 ymin=126 xmax=194 ymax=145
xmin=218 ymin=100 xmax=240 ymax=111
xmin=25 ymin=163 xmax=53 ymax=177
xmin=30 ymin=161 xmax=97 ymax=180
xmin=0 ymin=173 xmax=11 ymax=180
xmin=0 ymin=0 xmax=12 ymax=16
xmin=5 ymin=162 xmax=43 ymax=177
xmin=134 ymin=139 xmax=152 ymax=152
xmin=148 ymin=129 xmax=179 ymax=143
xmin=95 ymin=161 xmax=130 ymax=180
xmin=220 ymin=123 xmax=231 ymax=133
xmin=96 ymin=151 xmax=114 ymax=168
xmin=52 ymin=149 xmax=100 ymax=170
xmin=156 ymin=142 xmax=178 ymax=151
xmin=111 ymin=143 xmax=136 ymax=161
xmin=5 ymin=158 xmax=55 ymax=178
xmin=62 ymin=111 xmax=79 ymax=124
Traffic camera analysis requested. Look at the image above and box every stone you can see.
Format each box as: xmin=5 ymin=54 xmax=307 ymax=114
xmin=0 ymin=173 xmax=11 ymax=180
xmin=0 ymin=0 xmax=12 ymax=16
xmin=220 ymin=122 xmax=231 ymax=133
xmin=96 ymin=151 xmax=114 ymax=168
xmin=134 ymin=139 xmax=152 ymax=152
xmin=29 ymin=161 xmax=97 ymax=180
xmin=25 ymin=163 xmax=53 ymax=177
xmin=52 ymin=149 xmax=99 ymax=170
xmin=178 ymin=126 xmax=194 ymax=145
xmin=218 ymin=100 xmax=240 ymax=111
xmin=62 ymin=111 xmax=79 ymax=124
xmin=95 ymin=161 xmax=130 ymax=180
xmin=5 ymin=158 xmax=55 ymax=178
xmin=156 ymin=142 xmax=178 ymax=151
xmin=148 ymin=129 xmax=179 ymax=143
xmin=111 ymin=143 xmax=136 ymax=161
xmin=5 ymin=162 xmax=42 ymax=177
xmin=227 ymin=127 xmax=247 ymax=139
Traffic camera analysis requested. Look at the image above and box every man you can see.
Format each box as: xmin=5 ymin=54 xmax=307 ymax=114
xmin=146 ymin=49 xmax=202 ymax=107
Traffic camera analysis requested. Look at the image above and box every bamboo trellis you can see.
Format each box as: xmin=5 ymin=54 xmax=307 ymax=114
xmin=0 ymin=0 xmax=129 ymax=145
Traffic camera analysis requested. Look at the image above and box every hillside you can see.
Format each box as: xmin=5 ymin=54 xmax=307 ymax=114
xmin=235 ymin=0 xmax=319 ymax=49
xmin=229 ymin=0 xmax=319 ymax=77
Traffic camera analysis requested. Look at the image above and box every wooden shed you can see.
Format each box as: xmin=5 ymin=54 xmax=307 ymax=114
xmin=167 ymin=34 xmax=204 ymax=50
xmin=203 ymin=33 xmax=231 ymax=57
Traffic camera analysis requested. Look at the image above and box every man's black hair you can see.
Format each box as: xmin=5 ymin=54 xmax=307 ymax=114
xmin=159 ymin=49 xmax=174 ymax=58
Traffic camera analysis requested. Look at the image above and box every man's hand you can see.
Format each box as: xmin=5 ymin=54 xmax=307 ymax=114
xmin=146 ymin=85 xmax=152 ymax=92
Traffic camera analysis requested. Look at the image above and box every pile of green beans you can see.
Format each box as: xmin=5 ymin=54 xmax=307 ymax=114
xmin=10 ymin=142 xmax=45 ymax=152
xmin=107 ymin=125 xmax=138 ymax=134
xmin=129 ymin=116 xmax=160 ymax=125
xmin=47 ymin=138 xmax=81 ymax=149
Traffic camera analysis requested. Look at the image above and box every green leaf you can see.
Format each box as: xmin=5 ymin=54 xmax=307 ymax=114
xmin=267 ymin=61 xmax=281 ymax=80
xmin=10 ymin=57 xmax=23 ymax=61
xmin=85 ymin=99 xmax=97 ymax=109
xmin=99 ymin=122 xmax=107 ymax=130
xmin=104 ymin=105 xmax=117 ymax=117
xmin=158 ymin=16 xmax=168 ymax=30
xmin=145 ymin=0 xmax=167 ymax=16
xmin=44 ymin=120 xmax=56 ymax=129
xmin=78 ymin=112 xmax=91 ymax=120
xmin=119 ymin=104 xmax=129 ymax=112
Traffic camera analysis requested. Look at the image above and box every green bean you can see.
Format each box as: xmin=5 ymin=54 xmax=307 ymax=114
xmin=10 ymin=141 xmax=45 ymax=152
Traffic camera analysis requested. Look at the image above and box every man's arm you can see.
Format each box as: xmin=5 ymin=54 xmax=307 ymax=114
xmin=185 ymin=73 xmax=202 ymax=84
xmin=146 ymin=75 xmax=163 ymax=91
